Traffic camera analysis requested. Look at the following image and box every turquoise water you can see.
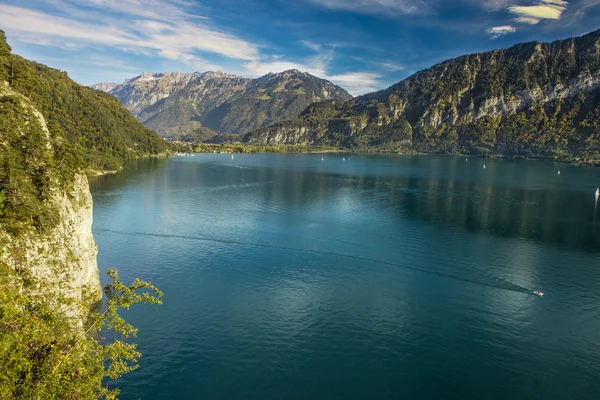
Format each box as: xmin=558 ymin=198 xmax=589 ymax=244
xmin=90 ymin=154 xmax=600 ymax=399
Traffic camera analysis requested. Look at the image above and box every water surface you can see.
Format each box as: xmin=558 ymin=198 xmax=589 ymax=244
xmin=90 ymin=154 xmax=600 ymax=399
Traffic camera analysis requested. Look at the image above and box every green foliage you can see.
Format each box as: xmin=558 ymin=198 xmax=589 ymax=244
xmin=0 ymin=95 xmax=62 ymax=235
xmin=246 ymin=30 xmax=600 ymax=160
xmin=0 ymin=248 xmax=162 ymax=400
xmin=171 ymin=141 xmax=341 ymax=154
xmin=0 ymin=32 xmax=168 ymax=173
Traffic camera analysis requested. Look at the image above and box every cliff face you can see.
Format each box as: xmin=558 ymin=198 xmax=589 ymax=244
xmin=247 ymin=30 xmax=600 ymax=156
xmin=0 ymin=81 xmax=100 ymax=325
xmin=13 ymin=174 xmax=101 ymax=324
xmin=93 ymin=69 xmax=352 ymax=138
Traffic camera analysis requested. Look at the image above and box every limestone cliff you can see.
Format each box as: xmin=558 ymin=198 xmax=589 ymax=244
xmin=0 ymin=82 xmax=101 ymax=325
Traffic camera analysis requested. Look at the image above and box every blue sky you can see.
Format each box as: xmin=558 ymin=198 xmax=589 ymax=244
xmin=1 ymin=0 xmax=599 ymax=95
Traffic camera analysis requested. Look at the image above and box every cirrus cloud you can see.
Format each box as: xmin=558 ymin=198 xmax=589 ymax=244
xmin=307 ymin=0 xmax=421 ymax=16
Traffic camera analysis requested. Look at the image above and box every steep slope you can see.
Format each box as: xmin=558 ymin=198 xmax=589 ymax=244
xmin=1 ymin=32 xmax=166 ymax=398
xmin=95 ymin=69 xmax=352 ymax=138
xmin=0 ymin=78 xmax=100 ymax=323
xmin=1 ymin=39 xmax=168 ymax=172
xmin=247 ymin=30 xmax=600 ymax=157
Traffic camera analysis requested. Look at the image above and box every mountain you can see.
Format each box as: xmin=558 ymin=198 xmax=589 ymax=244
xmin=89 ymin=81 xmax=118 ymax=92
xmin=246 ymin=30 xmax=600 ymax=158
xmin=94 ymin=69 xmax=352 ymax=138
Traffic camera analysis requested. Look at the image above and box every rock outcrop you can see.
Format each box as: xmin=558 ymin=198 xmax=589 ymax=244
xmin=246 ymin=30 xmax=600 ymax=156
xmin=0 ymin=81 xmax=101 ymax=326
xmin=93 ymin=70 xmax=352 ymax=138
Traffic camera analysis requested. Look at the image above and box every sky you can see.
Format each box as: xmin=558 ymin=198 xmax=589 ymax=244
xmin=1 ymin=0 xmax=599 ymax=96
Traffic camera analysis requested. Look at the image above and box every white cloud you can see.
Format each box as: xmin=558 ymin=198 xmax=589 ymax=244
xmin=325 ymin=72 xmax=383 ymax=95
xmin=486 ymin=25 xmax=517 ymax=39
xmin=300 ymin=40 xmax=323 ymax=52
xmin=0 ymin=2 xmax=258 ymax=70
xmin=515 ymin=16 xmax=543 ymax=24
xmin=308 ymin=0 xmax=420 ymax=16
xmin=1 ymin=1 xmax=386 ymax=94
xmin=377 ymin=61 xmax=405 ymax=72
xmin=508 ymin=0 xmax=569 ymax=25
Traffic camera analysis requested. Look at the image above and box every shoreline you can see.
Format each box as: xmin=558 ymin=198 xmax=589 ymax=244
xmin=176 ymin=144 xmax=599 ymax=166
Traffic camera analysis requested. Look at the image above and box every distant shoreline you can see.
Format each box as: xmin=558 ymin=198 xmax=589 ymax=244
xmin=169 ymin=142 xmax=599 ymax=166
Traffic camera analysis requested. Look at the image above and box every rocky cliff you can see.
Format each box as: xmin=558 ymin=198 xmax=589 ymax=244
xmin=0 ymin=81 xmax=100 ymax=325
xmin=246 ymin=30 xmax=600 ymax=156
xmin=93 ymin=69 xmax=352 ymax=138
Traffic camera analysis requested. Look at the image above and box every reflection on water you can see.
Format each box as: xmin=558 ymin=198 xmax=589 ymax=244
xmin=91 ymin=154 xmax=600 ymax=400
xmin=93 ymin=155 xmax=600 ymax=252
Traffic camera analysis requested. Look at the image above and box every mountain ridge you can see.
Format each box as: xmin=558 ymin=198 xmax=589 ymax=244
xmin=92 ymin=69 xmax=353 ymax=138
xmin=246 ymin=29 xmax=600 ymax=157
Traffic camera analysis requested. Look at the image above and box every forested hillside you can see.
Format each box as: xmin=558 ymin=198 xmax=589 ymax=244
xmin=0 ymin=30 xmax=163 ymax=399
xmin=247 ymin=30 xmax=600 ymax=159
xmin=0 ymin=31 xmax=167 ymax=172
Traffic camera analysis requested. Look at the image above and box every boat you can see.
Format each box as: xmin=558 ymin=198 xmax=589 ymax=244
xmin=596 ymin=188 xmax=599 ymax=197
xmin=483 ymin=164 xmax=486 ymax=169
xmin=557 ymin=170 xmax=561 ymax=175
xmin=321 ymin=157 xmax=324 ymax=161
xmin=532 ymin=291 xmax=544 ymax=297
xmin=231 ymin=155 xmax=234 ymax=159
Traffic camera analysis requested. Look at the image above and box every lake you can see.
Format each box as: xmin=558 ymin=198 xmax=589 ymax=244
xmin=90 ymin=154 xmax=600 ymax=400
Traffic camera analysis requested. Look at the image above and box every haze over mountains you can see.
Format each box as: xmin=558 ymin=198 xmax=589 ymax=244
xmin=247 ymin=30 xmax=600 ymax=156
xmin=92 ymin=70 xmax=352 ymax=139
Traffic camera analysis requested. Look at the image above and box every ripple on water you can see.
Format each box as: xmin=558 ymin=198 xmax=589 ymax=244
xmin=92 ymin=155 xmax=600 ymax=400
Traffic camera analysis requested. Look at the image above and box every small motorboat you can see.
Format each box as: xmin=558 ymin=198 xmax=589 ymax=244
xmin=532 ymin=291 xmax=544 ymax=297
xmin=596 ymin=188 xmax=599 ymax=197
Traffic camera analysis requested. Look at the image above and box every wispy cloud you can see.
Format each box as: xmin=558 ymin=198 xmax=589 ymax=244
xmin=0 ymin=2 xmax=257 ymax=71
xmin=326 ymin=72 xmax=383 ymax=95
xmin=299 ymin=40 xmax=323 ymax=52
xmin=479 ymin=0 xmax=516 ymax=11
xmin=486 ymin=25 xmax=517 ymax=39
xmin=307 ymin=0 xmax=421 ymax=16
xmin=376 ymin=61 xmax=405 ymax=72
xmin=508 ymin=0 xmax=569 ymax=24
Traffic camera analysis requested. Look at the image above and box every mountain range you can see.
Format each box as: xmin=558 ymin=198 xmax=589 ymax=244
xmin=246 ymin=30 xmax=600 ymax=157
xmin=92 ymin=70 xmax=352 ymax=139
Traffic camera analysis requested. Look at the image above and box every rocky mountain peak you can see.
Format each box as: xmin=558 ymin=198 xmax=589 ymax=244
xmin=95 ymin=69 xmax=352 ymax=137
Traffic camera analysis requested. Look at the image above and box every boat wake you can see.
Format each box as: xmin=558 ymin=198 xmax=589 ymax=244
xmin=96 ymin=228 xmax=537 ymax=296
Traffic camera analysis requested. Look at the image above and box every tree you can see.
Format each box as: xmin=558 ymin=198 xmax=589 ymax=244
xmin=0 ymin=248 xmax=163 ymax=400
